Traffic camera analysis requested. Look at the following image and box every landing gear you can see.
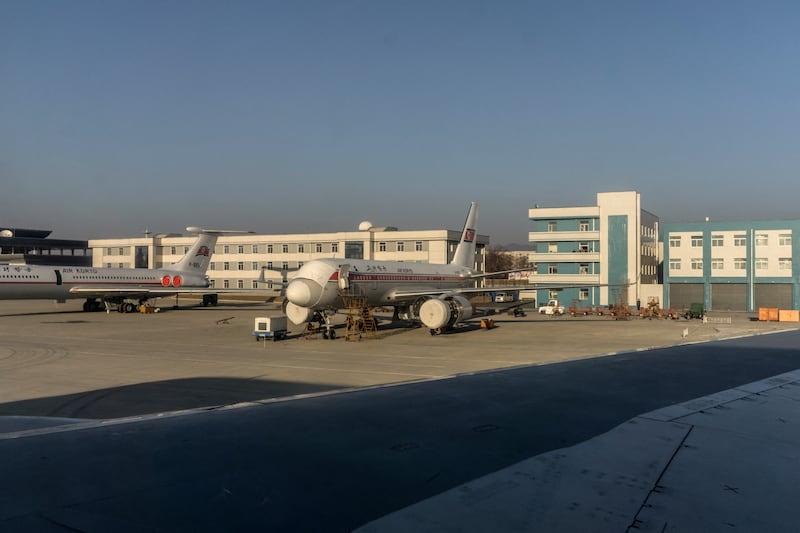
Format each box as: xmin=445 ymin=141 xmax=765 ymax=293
xmin=202 ymin=294 xmax=218 ymax=307
xmin=118 ymin=302 xmax=137 ymax=313
xmin=314 ymin=311 xmax=338 ymax=340
xmin=82 ymin=299 xmax=103 ymax=312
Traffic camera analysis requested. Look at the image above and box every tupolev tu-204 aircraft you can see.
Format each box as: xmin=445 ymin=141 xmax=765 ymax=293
xmin=0 ymin=227 xmax=252 ymax=313
xmin=285 ymin=202 xmax=526 ymax=337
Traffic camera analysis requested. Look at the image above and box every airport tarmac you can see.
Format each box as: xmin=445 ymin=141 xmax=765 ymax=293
xmin=0 ymin=298 xmax=796 ymax=420
xmin=2 ymin=299 xmax=800 ymax=531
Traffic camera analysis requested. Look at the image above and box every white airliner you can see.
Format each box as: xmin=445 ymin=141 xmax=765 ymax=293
xmin=285 ymin=202 xmax=506 ymax=336
xmin=0 ymin=227 xmax=250 ymax=313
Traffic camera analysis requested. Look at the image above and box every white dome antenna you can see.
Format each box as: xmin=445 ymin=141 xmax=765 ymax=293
xmin=358 ymin=220 xmax=374 ymax=231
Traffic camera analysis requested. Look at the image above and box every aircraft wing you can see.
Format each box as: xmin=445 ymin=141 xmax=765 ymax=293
xmin=386 ymin=281 xmax=631 ymax=301
xmin=69 ymin=286 xmax=248 ymax=299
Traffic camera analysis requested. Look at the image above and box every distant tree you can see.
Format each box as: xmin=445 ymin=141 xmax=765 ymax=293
xmin=485 ymin=245 xmax=514 ymax=274
xmin=512 ymin=253 xmax=531 ymax=271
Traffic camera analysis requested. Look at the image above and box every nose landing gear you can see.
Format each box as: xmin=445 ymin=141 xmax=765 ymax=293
xmin=313 ymin=311 xmax=337 ymax=340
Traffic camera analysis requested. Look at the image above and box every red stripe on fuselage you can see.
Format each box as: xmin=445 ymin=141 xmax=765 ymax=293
xmin=326 ymin=273 xmax=467 ymax=283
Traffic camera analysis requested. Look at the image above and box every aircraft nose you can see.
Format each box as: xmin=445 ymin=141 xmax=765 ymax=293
xmin=285 ymin=278 xmax=323 ymax=307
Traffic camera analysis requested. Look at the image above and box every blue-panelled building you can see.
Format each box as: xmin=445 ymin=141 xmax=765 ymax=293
xmin=664 ymin=220 xmax=800 ymax=312
xmin=527 ymin=191 xmax=660 ymax=308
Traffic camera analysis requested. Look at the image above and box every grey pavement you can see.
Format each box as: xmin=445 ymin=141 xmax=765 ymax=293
xmin=2 ymin=300 xmax=800 ymax=531
xmin=358 ymin=368 xmax=800 ymax=532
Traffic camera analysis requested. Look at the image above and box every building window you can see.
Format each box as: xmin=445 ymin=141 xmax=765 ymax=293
xmin=252 ymin=262 xmax=258 ymax=270
xmin=755 ymin=234 xmax=768 ymax=246
xmin=223 ymin=262 xmax=230 ymax=271
xmin=779 ymin=234 xmax=792 ymax=246
xmin=415 ymin=241 xmax=423 ymax=251
xmin=210 ymin=263 xmax=216 ymax=271
xmin=579 ymin=288 xmax=589 ymax=300
xmin=282 ymin=261 xmax=289 ymax=270
xmin=578 ymin=242 xmax=589 ymax=252
xmin=298 ymin=261 xmax=304 ymax=268
xmin=252 ymin=280 xmax=259 ymax=289
xmin=209 ymin=280 xmax=216 ymax=288
xmin=397 ymin=242 xmax=405 ymax=252
xmin=734 ymin=258 xmax=747 ymax=270
xmin=548 ymin=242 xmax=557 ymax=253
xmin=332 ymin=243 xmax=339 ymax=253
xmin=316 ymin=243 xmax=323 ymax=253
xmin=734 ymin=235 xmax=746 ymax=246
xmin=579 ymin=263 xmax=589 ymax=275
xmin=755 ymin=258 xmax=768 ymax=270
xmin=252 ymin=245 xmax=258 ymax=253
xmin=379 ymin=242 xmax=386 ymax=252
xmin=548 ymin=289 xmax=559 ymax=299
xmin=282 ymin=244 xmax=289 ymax=253
xmin=547 ymin=221 xmax=556 ymax=232
xmin=267 ymin=244 xmax=273 ymax=253
xmin=237 ymin=280 xmax=244 ymax=289
xmin=223 ymin=280 xmax=230 ymax=289
xmin=669 ymin=236 xmax=680 ymax=248
xmin=711 ymin=258 xmax=724 ymax=270
xmin=691 ymin=258 xmax=703 ymax=271
xmin=548 ymin=264 xmax=558 ymax=274
xmin=711 ymin=235 xmax=724 ymax=247
xmin=298 ymin=244 xmax=304 ymax=253
xmin=669 ymin=259 xmax=681 ymax=270
xmin=691 ymin=235 xmax=703 ymax=247
xmin=267 ymin=261 xmax=273 ymax=269
xmin=171 ymin=246 xmax=177 ymax=255
xmin=223 ymin=245 xmax=229 ymax=254
xmin=779 ymin=258 xmax=792 ymax=270
xmin=238 ymin=245 xmax=244 ymax=254
xmin=237 ymin=262 xmax=244 ymax=271
xmin=579 ymin=220 xmax=589 ymax=231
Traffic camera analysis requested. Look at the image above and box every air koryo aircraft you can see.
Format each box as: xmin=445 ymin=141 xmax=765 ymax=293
xmin=285 ymin=202 xmax=514 ymax=336
xmin=0 ymin=227 xmax=251 ymax=313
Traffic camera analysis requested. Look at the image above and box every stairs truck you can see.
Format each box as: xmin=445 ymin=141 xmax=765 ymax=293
xmin=538 ymin=299 xmax=565 ymax=315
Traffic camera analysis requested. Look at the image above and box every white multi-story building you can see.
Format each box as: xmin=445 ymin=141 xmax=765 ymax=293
xmin=527 ymin=191 xmax=660 ymax=308
xmin=664 ymin=221 xmax=799 ymax=311
xmin=89 ymin=226 xmax=488 ymax=291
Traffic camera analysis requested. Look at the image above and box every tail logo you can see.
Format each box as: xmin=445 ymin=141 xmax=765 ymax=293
xmin=196 ymin=246 xmax=210 ymax=257
xmin=463 ymin=229 xmax=475 ymax=243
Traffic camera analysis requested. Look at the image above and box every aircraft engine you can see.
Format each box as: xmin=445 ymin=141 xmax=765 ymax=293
xmin=419 ymin=295 xmax=473 ymax=330
xmin=285 ymin=302 xmax=314 ymax=325
xmin=396 ymin=297 xmax=429 ymax=321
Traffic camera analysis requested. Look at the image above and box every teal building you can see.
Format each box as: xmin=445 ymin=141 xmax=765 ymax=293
xmin=664 ymin=220 xmax=800 ymax=312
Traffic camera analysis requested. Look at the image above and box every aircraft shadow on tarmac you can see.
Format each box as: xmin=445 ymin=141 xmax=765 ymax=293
xmin=0 ymin=377 xmax=342 ymax=420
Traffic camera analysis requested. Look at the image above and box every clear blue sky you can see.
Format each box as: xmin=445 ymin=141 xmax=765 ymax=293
xmin=2 ymin=1 xmax=799 ymax=244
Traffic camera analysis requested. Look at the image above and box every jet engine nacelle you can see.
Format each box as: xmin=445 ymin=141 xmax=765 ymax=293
xmin=285 ymin=301 xmax=314 ymax=325
xmin=419 ymin=295 xmax=473 ymax=330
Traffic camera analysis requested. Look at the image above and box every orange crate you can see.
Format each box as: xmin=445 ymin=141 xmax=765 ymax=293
xmin=759 ymin=307 xmax=780 ymax=321
xmin=779 ymin=310 xmax=799 ymax=322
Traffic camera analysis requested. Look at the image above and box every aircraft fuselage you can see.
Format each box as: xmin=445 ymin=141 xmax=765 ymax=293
xmin=0 ymin=264 xmax=207 ymax=301
xmin=284 ymin=258 xmax=477 ymax=321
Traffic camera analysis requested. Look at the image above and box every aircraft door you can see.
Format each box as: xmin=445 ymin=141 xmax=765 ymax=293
xmin=338 ymin=264 xmax=350 ymax=290
xmin=54 ymin=270 xmax=62 ymax=286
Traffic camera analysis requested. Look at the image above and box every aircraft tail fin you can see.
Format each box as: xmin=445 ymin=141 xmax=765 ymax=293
xmin=171 ymin=227 xmax=254 ymax=274
xmin=450 ymin=202 xmax=479 ymax=268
